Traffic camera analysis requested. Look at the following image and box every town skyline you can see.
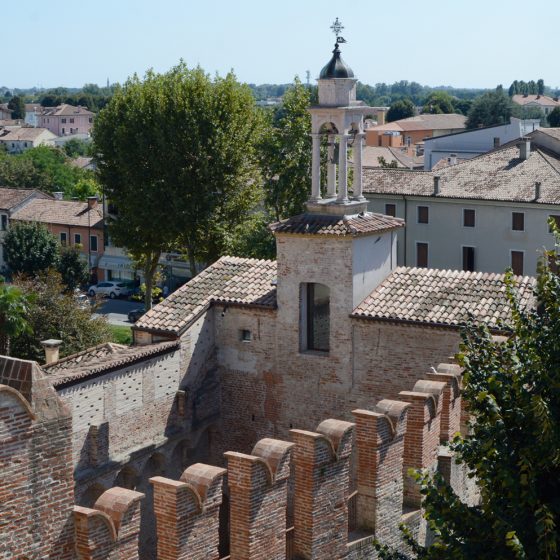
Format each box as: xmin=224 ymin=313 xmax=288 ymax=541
xmin=8 ymin=0 xmax=560 ymax=90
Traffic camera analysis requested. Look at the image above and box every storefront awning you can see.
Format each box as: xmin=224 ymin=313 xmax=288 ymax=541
xmin=98 ymin=255 xmax=135 ymax=272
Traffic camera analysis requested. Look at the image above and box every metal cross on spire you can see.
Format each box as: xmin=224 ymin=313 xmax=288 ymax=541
xmin=330 ymin=18 xmax=347 ymax=44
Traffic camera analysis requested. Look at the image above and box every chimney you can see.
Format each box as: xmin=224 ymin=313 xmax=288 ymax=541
xmin=87 ymin=196 xmax=98 ymax=209
xmin=52 ymin=191 xmax=64 ymax=200
xmin=535 ymin=181 xmax=542 ymax=201
xmin=519 ymin=138 xmax=531 ymax=160
xmin=449 ymin=153 xmax=457 ymax=166
xmin=433 ymin=175 xmax=441 ymax=195
xmin=41 ymin=339 xmax=63 ymax=365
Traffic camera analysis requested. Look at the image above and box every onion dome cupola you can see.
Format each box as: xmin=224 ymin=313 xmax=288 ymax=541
xmin=319 ymin=42 xmax=354 ymax=79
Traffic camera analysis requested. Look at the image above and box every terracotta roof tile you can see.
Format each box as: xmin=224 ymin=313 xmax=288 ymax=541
xmin=363 ymin=143 xmax=560 ymax=203
xmin=135 ymin=256 xmax=277 ymax=335
xmin=11 ymin=198 xmax=103 ymax=228
xmin=40 ymin=104 xmax=95 ymax=117
xmin=512 ymin=95 xmax=560 ymax=108
xmin=44 ymin=341 xmax=180 ymax=387
xmin=269 ymin=212 xmax=405 ymax=236
xmin=0 ymin=187 xmax=48 ymax=210
xmin=0 ymin=127 xmax=55 ymax=141
xmin=352 ymin=267 xmax=535 ymax=330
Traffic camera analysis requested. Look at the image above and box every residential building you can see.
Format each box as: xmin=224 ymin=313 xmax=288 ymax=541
xmin=0 ymin=187 xmax=51 ymax=268
xmin=24 ymin=103 xmax=42 ymax=126
xmin=423 ymin=117 xmax=541 ymax=170
xmin=0 ymin=105 xmax=11 ymax=120
xmin=10 ymin=195 xmax=104 ymax=278
xmin=38 ymin=104 xmax=94 ymax=136
xmin=0 ymin=127 xmax=57 ymax=153
xmin=512 ymin=94 xmax=560 ymax=115
xmin=366 ymin=113 xmax=466 ymax=148
xmin=363 ymin=132 xmax=560 ymax=276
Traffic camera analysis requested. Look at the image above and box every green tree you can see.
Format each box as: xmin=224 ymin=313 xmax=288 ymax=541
xmin=466 ymin=90 xmax=512 ymax=129
xmin=548 ymin=107 xmax=560 ymax=127
xmin=537 ymin=79 xmax=545 ymax=96
xmin=377 ymin=156 xmax=399 ymax=168
xmin=422 ymin=91 xmax=455 ymax=114
xmin=7 ymin=95 xmax=25 ymax=119
xmin=260 ymin=77 xmax=311 ymax=222
xmin=0 ymin=283 xmax=32 ymax=355
xmin=57 ymin=245 xmax=89 ymax=292
xmin=4 ymin=221 xmax=60 ymax=276
xmin=67 ymin=177 xmax=101 ymax=201
xmin=452 ymin=98 xmax=473 ymax=116
xmin=376 ymin=245 xmax=560 ymax=559
xmin=63 ymin=138 xmax=92 ymax=157
xmin=11 ymin=270 xmax=112 ymax=362
xmin=93 ymin=62 xmax=263 ymax=309
xmin=387 ymin=98 xmax=415 ymax=122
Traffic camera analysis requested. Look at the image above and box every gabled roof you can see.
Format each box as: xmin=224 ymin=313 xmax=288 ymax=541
xmin=269 ymin=212 xmax=405 ymax=237
xmin=40 ymin=104 xmax=94 ymax=117
xmin=11 ymin=198 xmax=103 ymax=228
xmin=363 ymin=142 xmax=560 ymax=203
xmin=352 ymin=267 xmax=535 ymax=330
xmin=135 ymin=256 xmax=277 ymax=335
xmin=370 ymin=114 xmax=467 ymax=133
xmin=0 ymin=127 xmax=56 ymax=142
xmin=44 ymin=341 xmax=180 ymax=388
xmin=0 ymin=187 xmax=49 ymax=210
xmin=512 ymin=94 xmax=560 ymax=107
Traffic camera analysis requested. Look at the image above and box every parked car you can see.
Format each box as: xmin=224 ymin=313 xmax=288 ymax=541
xmin=87 ymin=281 xmax=131 ymax=299
xmin=127 ymin=307 xmax=146 ymax=323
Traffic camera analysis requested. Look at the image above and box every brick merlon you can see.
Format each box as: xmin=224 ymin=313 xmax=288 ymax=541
xmin=73 ymin=505 xmax=117 ymax=541
xmin=317 ymin=418 xmax=355 ymax=459
xmin=251 ymin=438 xmax=294 ymax=482
xmin=180 ymin=463 xmax=227 ymax=502
xmin=93 ymin=487 xmax=145 ymax=532
xmin=0 ymin=384 xmax=36 ymax=420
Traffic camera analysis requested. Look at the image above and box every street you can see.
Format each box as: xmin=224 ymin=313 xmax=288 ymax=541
xmin=93 ymin=298 xmax=141 ymax=326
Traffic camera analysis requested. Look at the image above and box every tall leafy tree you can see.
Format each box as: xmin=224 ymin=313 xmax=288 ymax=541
xmin=537 ymin=79 xmax=545 ymax=96
xmin=4 ymin=221 xmax=60 ymax=276
xmin=7 ymin=95 xmax=25 ymax=119
xmin=387 ymin=98 xmax=415 ymax=122
xmin=57 ymin=245 xmax=89 ymax=292
xmin=422 ymin=91 xmax=455 ymax=114
xmin=260 ymin=78 xmax=311 ymax=221
xmin=376 ymin=244 xmax=560 ymax=560
xmin=0 ymin=283 xmax=32 ymax=355
xmin=466 ymin=90 xmax=512 ymax=129
xmin=93 ymin=62 xmax=263 ymax=309
xmin=548 ymin=107 xmax=560 ymax=127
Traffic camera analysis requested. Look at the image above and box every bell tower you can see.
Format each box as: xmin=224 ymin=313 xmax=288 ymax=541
xmin=307 ymin=18 xmax=374 ymax=213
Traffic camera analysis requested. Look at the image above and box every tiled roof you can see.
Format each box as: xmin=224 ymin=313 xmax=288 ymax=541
xmin=0 ymin=127 xmax=55 ymax=141
xmin=535 ymin=128 xmax=560 ymax=141
xmin=269 ymin=212 xmax=405 ymax=236
xmin=363 ymin=143 xmax=560 ymax=203
xmin=135 ymin=256 xmax=277 ymax=335
xmin=69 ymin=156 xmax=94 ymax=169
xmin=41 ymin=104 xmax=94 ymax=117
xmin=44 ymin=341 xmax=180 ymax=387
xmin=512 ymin=94 xmax=560 ymax=107
xmin=11 ymin=198 xmax=103 ymax=228
xmin=361 ymin=146 xmax=406 ymax=168
xmin=352 ymin=267 xmax=535 ymax=330
xmin=0 ymin=187 xmax=48 ymax=210
xmin=370 ymin=114 xmax=466 ymax=133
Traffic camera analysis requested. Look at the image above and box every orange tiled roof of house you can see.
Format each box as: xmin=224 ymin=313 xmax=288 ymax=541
xmin=370 ymin=113 xmax=466 ymax=133
xmin=11 ymin=198 xmax=103 ymax=228
xmin=352 ymin=267 xmax=535 ymax=331
xmin=40 ymin=104 xmax=95 ymax=117
xmin=0 ymin=187 xmax=49 ymax=210
xmin=0 ymin=127 xmax=55 ymax=141
xmin=44 ymin=341 xmax=180 ymax=387
xmin=135 ymin=256 xmax=277 ymax=335
xmin=269 ymin=212 xmax=405 ymax=236
xmin=512 ymin=94 xmax=560 ymax=107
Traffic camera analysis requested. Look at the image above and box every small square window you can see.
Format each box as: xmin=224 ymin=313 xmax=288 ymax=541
xmin=512 ymin=212 xmax=524 ymax=231
xmin=417 ymin=206 xmax=429 ymax=224
xmin=385 ymin=203 xmax=396 ymax=217
xmin=463 ymin=209 xmax=475 ymax=227
xmin=240 ymin=329 xmax=252 ymax=342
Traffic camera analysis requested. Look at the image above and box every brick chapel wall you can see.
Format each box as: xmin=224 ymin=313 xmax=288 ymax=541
xmin=0 ymin=359 xmax=76 ymax=560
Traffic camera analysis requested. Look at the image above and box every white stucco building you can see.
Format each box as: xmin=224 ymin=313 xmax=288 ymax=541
xmin=0 ymin=127 xmax=57 ymax=153
xmin=363 ymin=129 xmax=560 ymax=277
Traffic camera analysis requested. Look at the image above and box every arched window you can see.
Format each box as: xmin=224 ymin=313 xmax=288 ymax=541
xmin=300 ymin=283 xmax=330 ymax=352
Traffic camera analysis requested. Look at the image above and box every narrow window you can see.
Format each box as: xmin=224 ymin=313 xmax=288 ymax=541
xmin=74 ymin=233 xmax=81 ymax=245
xmin=70 ymin=118 xmax=74 ymax=123
xmin=301 ymin=283 xmax=329 ymax=352
xmin=417 ymin=206 xmax=429 ymax=224
xmin=512 ymin=212 xmax=524 ymax=231
xmin=462 ymin=246 xmax=475 ymax=271
xmin=60 ymin=232 xmax=67 ymax=246
xmin=493 ymin=137 xmax=501 ymax=148
xmin=416 ymin=242 xmax=428 ymax=268
xmin=511 ymin=251 xmax=524 ymax=275
xmin=385 ymin=203 xmax=396 ymax=217
xmin=463 ymin=209 xmax=475 ymax=227
xmin=1 ymin=215 xmax=7 ymax=231
xmin=90 ymin=235 xmax=98 ymax=252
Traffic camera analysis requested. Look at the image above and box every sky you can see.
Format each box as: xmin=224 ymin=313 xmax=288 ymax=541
xmin=7 ymin=0 xmax=560 ymax=90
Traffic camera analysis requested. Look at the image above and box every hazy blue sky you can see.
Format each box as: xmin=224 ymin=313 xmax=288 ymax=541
xmin=8 ymin=0 xmax=560 ymax=89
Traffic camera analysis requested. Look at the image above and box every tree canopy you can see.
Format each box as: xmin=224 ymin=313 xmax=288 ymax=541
xmin=466 ymin=90 xmax=513 ymax=129
xmin=57 ymin=245 xmax=89 ymax=292
xmin=387 ymin=98 xmax=415 ymax=122
xmin=4 ymin=221 xmax=60 ymax=276
xmin=422 ymin=91 xmax=455 ymax=114
xmin=93 ymin=62 xmax=263 ymax=308
xmin=0 ymin=283 xmax=32 ymax=355
xmin=376 ymin=245 xmax=560 ymax=559
xmin=548 ymin=107 xmax=560 ymax=128
xmin=7 ymin=95 xmax=25 ymax=119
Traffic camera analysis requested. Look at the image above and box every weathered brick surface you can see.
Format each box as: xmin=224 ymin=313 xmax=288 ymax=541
xmin=226 ymin=438 xmax=293 ymax=560
xmin=151 ymin=463 xmax=226 ymax=560
xmin=291 ymin=419 xmax=355 ymax=560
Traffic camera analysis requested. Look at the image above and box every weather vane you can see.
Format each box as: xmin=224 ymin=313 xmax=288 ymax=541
xmin=330 ymin=17 xmax=347 ymax=44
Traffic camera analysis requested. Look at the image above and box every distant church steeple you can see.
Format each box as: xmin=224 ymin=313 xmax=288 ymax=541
xmin=307 ymin=19 xmax=374 ymax=216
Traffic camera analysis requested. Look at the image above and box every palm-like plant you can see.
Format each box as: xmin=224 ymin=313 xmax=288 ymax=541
xmin=0 ymin=283 xmax=32 ymax=355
